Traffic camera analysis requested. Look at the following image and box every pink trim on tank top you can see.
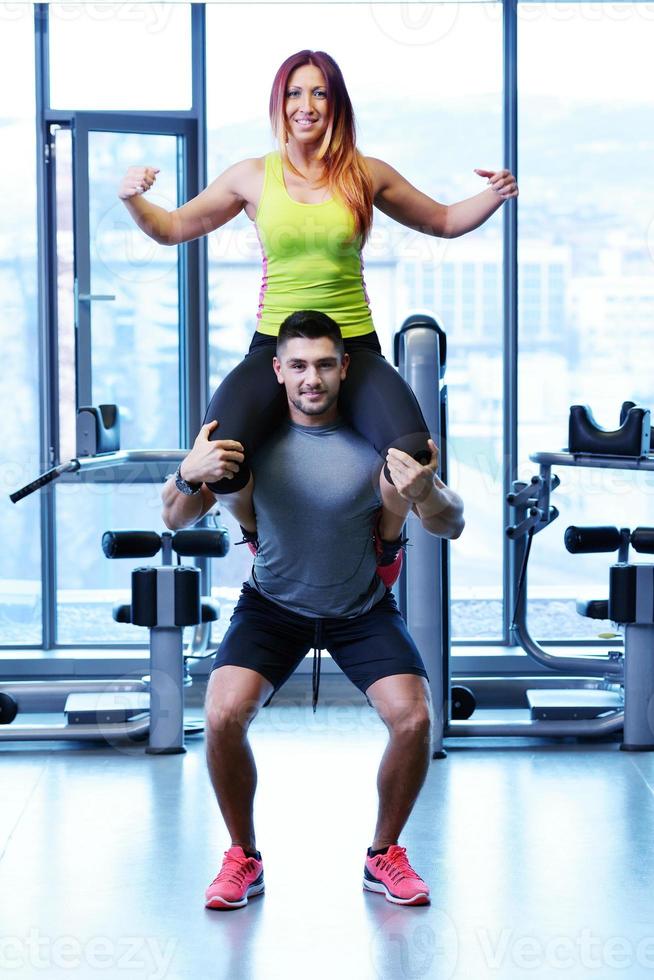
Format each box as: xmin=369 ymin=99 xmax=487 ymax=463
xmin=359 ymin=250 xmax=372 ymax=309
xmin=254 ymin=222 xmax=268 ymax=323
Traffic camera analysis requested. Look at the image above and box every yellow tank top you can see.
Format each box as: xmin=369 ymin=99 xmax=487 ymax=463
xmin=253 ymin=151 xmax=375 ymax=338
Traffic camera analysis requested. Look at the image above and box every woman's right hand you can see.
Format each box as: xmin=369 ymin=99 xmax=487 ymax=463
xmin=117 ymin=165 xmax=160 ymax=201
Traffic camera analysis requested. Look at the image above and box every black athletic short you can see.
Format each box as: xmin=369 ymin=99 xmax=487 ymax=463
xmin=202 ymin=330 xmax=431 ymax=494
xmin=210 ymin=582 xmax=429 ymax=710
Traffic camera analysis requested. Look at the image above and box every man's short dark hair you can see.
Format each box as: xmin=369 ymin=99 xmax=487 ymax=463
xmin=277 ymin=310 xmax=345 ymax=358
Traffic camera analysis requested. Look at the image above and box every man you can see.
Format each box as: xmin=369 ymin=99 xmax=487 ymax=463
xmin=161 ymin=311 xmax=464 ymax=910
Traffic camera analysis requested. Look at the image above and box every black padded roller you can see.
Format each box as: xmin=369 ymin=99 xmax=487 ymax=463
xmin=172 ymin=528 xmax=230 ymax=558
xmin=174 ymin=566 xmax=202 ymax=626
xmin=631 ymin=527 xmax=654 ymax=554
xmin=609 ymin=564 xmax=637 ymax=624
xmin=131 ymin=567 xmax=158 ymax=628
xmin=576 ymin=599 xmax=610 ymax=620
xmin=102 ymin=530 xmax=162 ymax=559
xmin=564 ymin=525 xmax=621 ymax=554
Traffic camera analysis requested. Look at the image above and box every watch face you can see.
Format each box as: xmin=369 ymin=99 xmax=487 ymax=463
xmin=175 ymin=467 xmax=198 ymax=494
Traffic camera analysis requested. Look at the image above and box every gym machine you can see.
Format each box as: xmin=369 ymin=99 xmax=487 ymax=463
xmin=394 ymin=313 xmax=452 ymax=759
xmin=506 ymin=402 xmax=654 ymax=752
xmin=395 ymin=315 xmax=654 ymax=755
xmin=4 ymin=404 xmax=229 ymax=751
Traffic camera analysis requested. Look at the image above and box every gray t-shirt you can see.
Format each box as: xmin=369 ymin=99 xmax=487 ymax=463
xmin=247 ymin=417 xmax=386 ymax=618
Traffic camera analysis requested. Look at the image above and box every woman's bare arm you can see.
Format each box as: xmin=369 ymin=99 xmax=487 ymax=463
xmin=119 ymin=158 xmax=260 ymax=246
xmin=366 ymin=157 xmax=450 ymax=238
xmin=166 ymin=158 xmax=259 ymax=246
xmin=367 ymin=157 xmax=517 ymax=240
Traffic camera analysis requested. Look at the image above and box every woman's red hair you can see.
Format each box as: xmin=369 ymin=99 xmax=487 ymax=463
xmin=269 ymin=50 xmax=374 ymax=248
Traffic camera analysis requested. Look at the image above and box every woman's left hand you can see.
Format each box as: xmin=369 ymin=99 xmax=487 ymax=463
xmin=474 ymin=168 xmax=519 ymax=200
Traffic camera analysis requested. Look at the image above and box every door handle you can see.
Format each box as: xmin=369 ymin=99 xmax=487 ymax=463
xmin=74 ymin=278 xmax=116 ymax=324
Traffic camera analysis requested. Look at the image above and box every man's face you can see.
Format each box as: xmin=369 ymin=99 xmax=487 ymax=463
xmin=273 ymin=336 xmax=349 ymax=420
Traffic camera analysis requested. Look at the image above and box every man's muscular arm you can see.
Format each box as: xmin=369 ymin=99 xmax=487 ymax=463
xmin=161 ymin=420 xmax=256 ymax=532
xmin=379 ymin=439 xmax=465 ymax=540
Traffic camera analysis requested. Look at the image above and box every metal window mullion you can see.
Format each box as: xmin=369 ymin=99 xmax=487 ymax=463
xmin=188 ymin=2 xmax=208 ymax=441
xmin=34 ymin=4 xmax=59 ymax=649
xmin=72 ymin=123 xmax=92 ymax=409
xmin=178 ymin=5 xmax=208 ymax=451
xmin=43 ymin=110 xmax=198 ymax=125
xmin=188 ymin=4 xmax=212 ymax=599
xmin=502 ymin=0 xmax=519 ymax=644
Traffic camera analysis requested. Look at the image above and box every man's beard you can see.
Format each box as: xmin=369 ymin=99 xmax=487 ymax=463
xmin=289 ymin=389 xmax=338 ymax=417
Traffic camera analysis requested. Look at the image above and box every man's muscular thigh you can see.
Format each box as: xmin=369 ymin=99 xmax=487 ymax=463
xmin=366 ymin=674 xmax=433 ymax=732
xmin=205 ymin=665 xmax=274 ymax=734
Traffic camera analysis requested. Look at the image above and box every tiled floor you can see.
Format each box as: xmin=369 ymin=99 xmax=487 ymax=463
xmin=1 ymin=676 xmax=654 ymax=980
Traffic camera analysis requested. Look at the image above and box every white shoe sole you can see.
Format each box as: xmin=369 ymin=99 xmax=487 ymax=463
xmin=205 ymin=881 xmax=265 ymax=910
xmin=363 ymin=878 xmax=430 ymax=906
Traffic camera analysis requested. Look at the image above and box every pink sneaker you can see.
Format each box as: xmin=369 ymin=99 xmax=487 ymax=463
xmin=205 ymin=846 xmax=264 ymax=910
xmin=363 ymin=845 xmax=430 ymax=906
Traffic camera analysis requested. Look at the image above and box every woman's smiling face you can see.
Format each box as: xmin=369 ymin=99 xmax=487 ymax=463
xmin=285 ymin=64 xmax=330 ymax=145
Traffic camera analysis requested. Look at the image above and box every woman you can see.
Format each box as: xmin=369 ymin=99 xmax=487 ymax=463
xmin=118 ymin=49 xmax=517 ymax=494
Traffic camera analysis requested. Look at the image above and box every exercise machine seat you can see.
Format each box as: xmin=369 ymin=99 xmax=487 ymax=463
xmin=568 ymin=404 xmax=650 ymax=457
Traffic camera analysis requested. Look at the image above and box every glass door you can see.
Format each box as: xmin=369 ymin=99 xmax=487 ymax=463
xmin=55 ymin=113 xmax=195 ymax=645
xmin=72 ymin=114 xmax=193 ymax=451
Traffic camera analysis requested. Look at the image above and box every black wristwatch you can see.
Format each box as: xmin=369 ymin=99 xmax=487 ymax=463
xmin=174 ymin=463 xmax=202 ymax=496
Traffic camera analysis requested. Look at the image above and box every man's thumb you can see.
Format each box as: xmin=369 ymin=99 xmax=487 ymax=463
xmin=204 ymin=419 xmax=219 ymax=430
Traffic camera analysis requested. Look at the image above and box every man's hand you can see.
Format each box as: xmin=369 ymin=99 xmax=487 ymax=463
xmin=384 ymin=438 xmax=464 ymax=539
xmin=385 ymin=439 xmax=439 ymax=504
xmin=180 ymin=420 xmax=245 ymax=484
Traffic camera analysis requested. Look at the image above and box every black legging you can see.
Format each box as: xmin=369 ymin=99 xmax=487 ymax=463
xmin=202 ymin=330 xmax=431 ymax=494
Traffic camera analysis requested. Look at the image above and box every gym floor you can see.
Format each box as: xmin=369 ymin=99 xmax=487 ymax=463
xmin=1 ymin=672 xmax=653 ymax=980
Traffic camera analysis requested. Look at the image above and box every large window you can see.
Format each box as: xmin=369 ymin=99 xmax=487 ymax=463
xmin=206 ymin=2 xmax=504 ymax=640
xmin=48 ymin=2 xmax=192 ymax=110
xmin=517 ymin=2 xmax=654 ymax=638
xmin=2 ymin=4 xmax=194 ymax=649
xmin=0 ymin=7 xmax=41 ymax=645
xmin=4 ymin=2 xmax=652 ymax=653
